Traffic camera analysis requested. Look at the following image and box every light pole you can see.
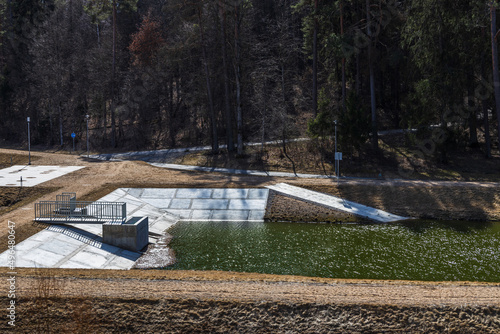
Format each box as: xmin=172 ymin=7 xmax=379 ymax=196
xmin=85 ymin=115 xmax=90 ymax=158
xmin=334 ymin=120 xmax=337 ymax=177
xmin=27 ymin=117 xmax=31 ymax=165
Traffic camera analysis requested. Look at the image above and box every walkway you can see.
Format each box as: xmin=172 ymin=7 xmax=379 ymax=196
xmin=266 ymin=183 xmax=409 ymax=223
xmin=150 ymin=163 xmax=332 ymax=179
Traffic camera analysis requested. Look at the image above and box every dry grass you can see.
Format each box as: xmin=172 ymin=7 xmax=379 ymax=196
xmin=0 ymin=152 xmax=37 ymax=169
xmin=299 ymin=183 xmax=500 ymax=221
xmin=5 ymin=267 xmax=500 ymax=333
xmin=0 ymin=187 xmax=60 ymax=254
xmin=177 ymin=135 xmax=500 ymax=182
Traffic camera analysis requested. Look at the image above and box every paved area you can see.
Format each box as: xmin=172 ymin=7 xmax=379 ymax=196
xmin=0 ymin=224 xmax=142 ymax=269
xmin=266 ymin=183 xmax=409 ymax=223
xmin=0 ymin=165 xmax=85 ymax=187
xmin=150 ymin=163 xmax=332 ymax=179
xmin=122 ymin=187 xmax=269 ymax=222
xmin=89 ymin=138 xmax=309 ymax=163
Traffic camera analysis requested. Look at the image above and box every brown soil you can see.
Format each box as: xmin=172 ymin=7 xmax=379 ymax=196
xmin=1 ymin=148 xmax=500 ymax=332
xmin=2 ymin=269 xmax=500 ymax=333
xmin=265 ymin=192 xmax=362 ymax=223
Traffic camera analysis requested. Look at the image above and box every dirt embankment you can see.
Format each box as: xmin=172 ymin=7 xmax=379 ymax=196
xmin=2 ymin=269 xmax=500 ymax=333
xmin=6 ymin=296 xmax=500 ymax=333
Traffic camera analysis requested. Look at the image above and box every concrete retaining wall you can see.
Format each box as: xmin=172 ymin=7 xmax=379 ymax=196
xmin=103 ymin=217 xmax=149 ymax=252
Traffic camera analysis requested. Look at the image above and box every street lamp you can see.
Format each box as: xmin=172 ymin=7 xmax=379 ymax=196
xmin=85 ymin=115 xmax=90 ymax=158
xmin=334 ymin=120 xmax=337 ymax=177
xmin=27 ymin=117 xmax=31 ymax=165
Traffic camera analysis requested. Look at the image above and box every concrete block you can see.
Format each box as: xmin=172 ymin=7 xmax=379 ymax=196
xmin=39 ymin=238 xmax=80 ymax=255
xmin=70 ymin=250 xmax=109 ymax=268
xmin=212 ymin=189 xmax=249 ymax=199
xmin=248 ymin=189 xmax=269 ymax=199
xmin=103 ymin=216 xmax=149 ymax=252
xmin=228 ymin=199 xmax=267 ymax=210
xmin=169 ymin=199 xmax=192 ymax=209
xmin=139 ymin=198 xmax=171 ymax=209
xmin=175 ymin=188 xmax=213 ymax=199
xmin=164 ymin=209 xmax=192 ymax=219
xmin=211 ymin=210 xmax=250 ymax=221
xmin=190 ymin=210 xmax=213 ymax=220
xmin=191 ymin=199 xmax=229 ymax=210
xmin=126 ymin=188 xmax=144 ymax=198
xmin=141 ymin=188 xmax=177 ymax=199
xmin=190 ymin=210 xmax=212 ymax=220
xmin=248 ymin=210 xmax=266 ymax=221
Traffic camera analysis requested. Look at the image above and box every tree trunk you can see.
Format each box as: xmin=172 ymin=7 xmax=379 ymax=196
xmin=58 ymin=104 xmax=63 ymax=146
xmin=366 ymin=0 xmax=378 ymax=150
xmin=491 ymin=3 xmax=500 ymax=148
xmin=483 ymin=100 xmax=492 ymax=158
xmin=356 ymin=52 xmax=361 ymax=95
xmin=110 ymin=0 xmax=117 ymax=148
xmin=312 ymin=0 xmax=318 ymax=116
xmin=467 ymin=78 xmax=478 ymax=147
xmin=168 ymin=76 xmax=176 ymax=147
xmin=281 ymin=63 xmax=287 ymax=108
xmin=198 ymin=6 xmax=218 ymax=153
xmin=235 ymin=3 xmax=243 ymax=155
xmin=481 ymin=49 xmax=492 ymax=158
xmin=282 ymin=126 xmax=297 ymax=176
xmin=219 ymin=1 xmax=234 ymax=152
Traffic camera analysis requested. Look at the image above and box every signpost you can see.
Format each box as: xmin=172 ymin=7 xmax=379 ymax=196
xmin=335 ymin=152 xmax=342 ymax=177
xmin=334 ymin=120 xmax=341 ymax=178
xmin=71 ymin=132 xmax=76 ymax=152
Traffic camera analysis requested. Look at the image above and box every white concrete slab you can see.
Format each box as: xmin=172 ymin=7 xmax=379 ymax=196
xmin=266 ymin=183 xmax=409 ymax=223
xmin=175 ymin=188 xmax=213 ymax=199
xmin=211 ymin=210 xmax=250 ymax=221
xmin=228 ymin=199 xmax=268 ymax=210
xmin=0 ymin=165 xmax=85 ymax=187
xmin=140 ymin=188 xmax=177 ymax=199
xmin=249 ymin=210 xmax=266 ymax=221
xmin=169 ymin=199 xmax=192 ymax=209
xmin=212 ymin=189 xmax=249 ymax=199
xmin=0 ymin=223 xmax=141 ymax=269
xmin=191 ymin=199 xmax=229 ymax=210
xmin=123 ymin=187 xmax=269 ymax=223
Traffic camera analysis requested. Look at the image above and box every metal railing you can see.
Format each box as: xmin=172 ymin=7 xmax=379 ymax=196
xmin=35 ymin=200 xmax=126 ymax=224
xmin=54 ymin=192 xmax=77 ymax=212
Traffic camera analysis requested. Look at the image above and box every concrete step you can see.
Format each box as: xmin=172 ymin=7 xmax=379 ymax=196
xmin=265 ymin=183 xmax=409 ymax=223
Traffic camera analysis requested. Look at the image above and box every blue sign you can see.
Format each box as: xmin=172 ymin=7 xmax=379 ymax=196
xmin=71 ymin=132 xmax=76 ymax=138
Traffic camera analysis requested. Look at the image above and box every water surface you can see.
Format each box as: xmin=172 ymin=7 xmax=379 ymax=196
xmin=166 ymin=220 xmax=500 ymax=282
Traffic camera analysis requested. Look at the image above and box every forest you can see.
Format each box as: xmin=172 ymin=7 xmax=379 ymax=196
xmin=0 ymin=0 xmax=499 ymax=162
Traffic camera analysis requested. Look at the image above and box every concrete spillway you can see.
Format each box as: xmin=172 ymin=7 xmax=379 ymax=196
xmin=266 ymin=183 xmax=409 ymax=223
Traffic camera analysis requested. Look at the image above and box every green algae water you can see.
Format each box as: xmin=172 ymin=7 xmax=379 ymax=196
xmin=166 ymin=220 xmax=500 ymax=282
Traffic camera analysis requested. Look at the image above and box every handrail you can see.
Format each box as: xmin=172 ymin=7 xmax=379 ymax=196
xmin=35 ymin=200 xmax=126 ymax=223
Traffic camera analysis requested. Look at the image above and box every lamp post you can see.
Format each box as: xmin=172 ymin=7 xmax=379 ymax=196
xmin=85 ymin=115 xmax=90 ymax=158
xmin=334 ymin=120 xmax=337 ymax=177
xmin=27 ymin=117 xmax=31 ymax=165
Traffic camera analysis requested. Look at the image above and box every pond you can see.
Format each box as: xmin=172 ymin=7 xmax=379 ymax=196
xmin=166 ymin=220 xmax=500 ymax=282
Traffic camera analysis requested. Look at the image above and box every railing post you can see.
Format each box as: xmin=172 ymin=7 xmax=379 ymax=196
xmin=122 ymin=203 xmax=127 ymax=222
